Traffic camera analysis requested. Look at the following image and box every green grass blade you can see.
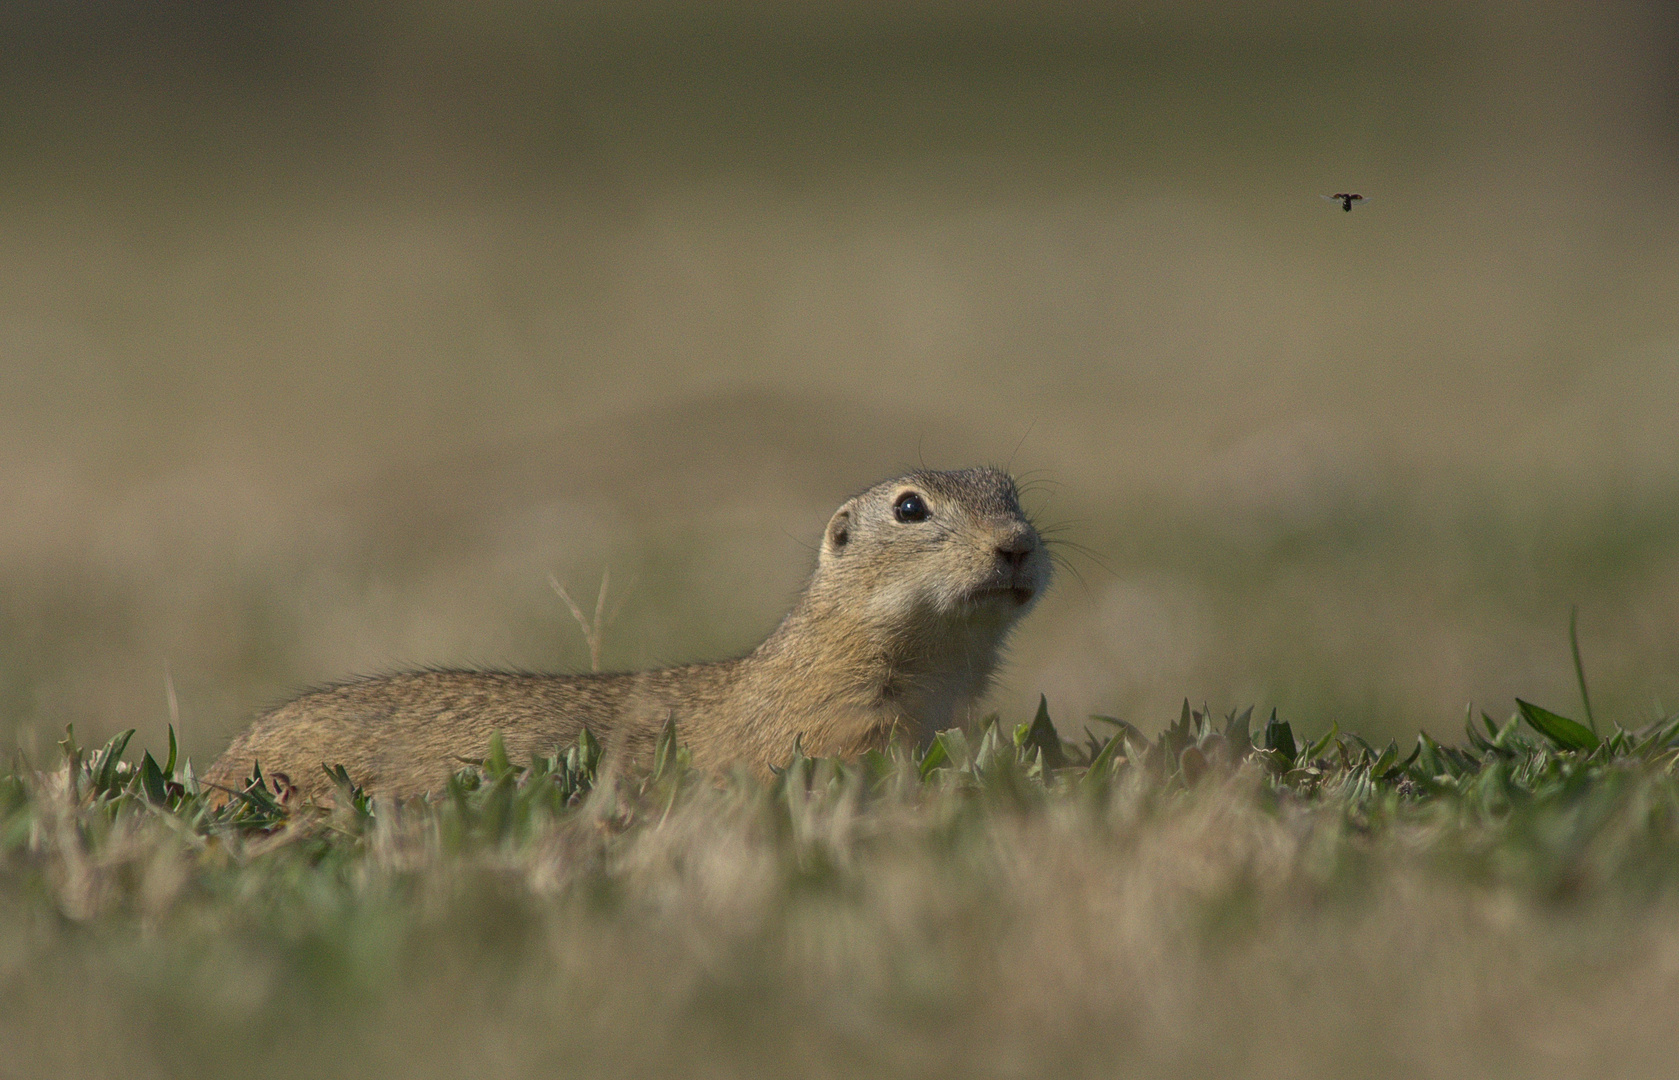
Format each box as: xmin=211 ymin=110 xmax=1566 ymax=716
xmin=1022 ymin=695 xmax=1066 ymax=770
xmin=917 ymin=738 xmax=948 ymax=781
xmin=1078 ymin=724 xmax=1125 ymax=793
xmin=1263 ymin=710 xmax=1296 ymax=764
xmin=1225 ymin=705 xmax=1254 ymax=750
xmin=1302 ymin=722 xmax=1339 ymax=764
xmin=93 ymin=729 xmax=136 ymax=795
xmin=1570 ymin=605 xmax=1597 ymax=734
xmin=139 ymin=751 xmax=169 ymax=805
xmin=1516 ymin=698 xmax=1600 ymax=753
xmin=652 ymin=716 xmax=679 ymax=783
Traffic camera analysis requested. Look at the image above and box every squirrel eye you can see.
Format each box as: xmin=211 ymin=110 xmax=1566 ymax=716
xmin=892 ymin=492 xmax=929 ymax=523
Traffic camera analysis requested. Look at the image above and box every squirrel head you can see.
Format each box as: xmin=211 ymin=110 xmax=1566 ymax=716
xmin=816 ymin=467 xmax=1049 ymax=634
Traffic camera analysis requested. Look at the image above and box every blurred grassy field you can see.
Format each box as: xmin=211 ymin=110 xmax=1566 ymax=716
xmin=9 ymin=702 xmax=1679 ymax=1078
xmin=2 ymin=0 xmax=1678 ymax=768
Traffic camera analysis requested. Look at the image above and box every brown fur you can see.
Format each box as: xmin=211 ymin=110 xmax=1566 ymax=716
xmin=206 ymin=467 xmax=1050 ymax=801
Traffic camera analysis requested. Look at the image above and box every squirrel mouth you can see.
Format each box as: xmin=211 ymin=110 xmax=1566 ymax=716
xmin=974 ymin=584 xmax=1035 ymax=607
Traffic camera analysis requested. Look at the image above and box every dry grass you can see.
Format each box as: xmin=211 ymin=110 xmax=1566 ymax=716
xmin=6 ymin=708 xmax=1679 ymax=1078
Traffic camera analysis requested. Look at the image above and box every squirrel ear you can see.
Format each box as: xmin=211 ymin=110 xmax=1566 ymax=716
xmin=824 ymin=506 xmax=853 ymax=552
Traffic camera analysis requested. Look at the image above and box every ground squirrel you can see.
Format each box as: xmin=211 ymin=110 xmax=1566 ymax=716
xmin=207 ymin=467 xmax=1050 ymax=801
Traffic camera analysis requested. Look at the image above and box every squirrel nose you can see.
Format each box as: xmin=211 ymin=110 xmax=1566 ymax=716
xmin=996 ymin=534 xmax=1036 ymax=571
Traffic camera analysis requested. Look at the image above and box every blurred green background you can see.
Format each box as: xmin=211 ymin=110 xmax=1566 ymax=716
xmin=2 ymin=0 xmax=1677 ymax=764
